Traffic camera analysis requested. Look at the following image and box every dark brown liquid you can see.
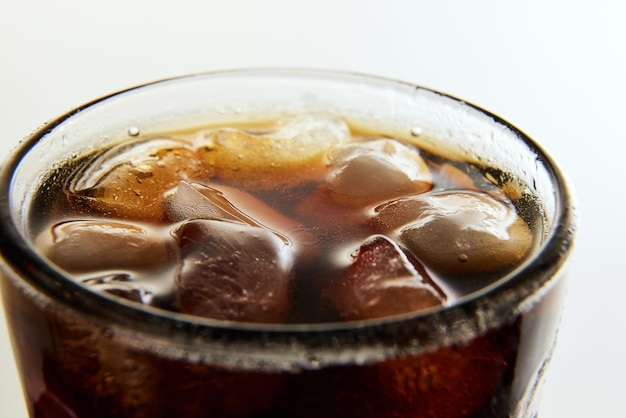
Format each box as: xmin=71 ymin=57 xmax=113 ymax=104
xmin=2 ymin=116 xmax=562 ymax=417
xmin=2 ymin=271 xmax=566 ymax=418
xmin=29 ymin=120 xmax=541 ymax=323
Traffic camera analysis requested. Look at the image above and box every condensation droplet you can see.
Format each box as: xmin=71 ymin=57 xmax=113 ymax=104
xmin=410 ymin=126 xmax=423 ymax=137
xmin=128 ymin=126 xmax=140 ymax=137
xmin=307 ymin=355 xmax=321 ymax=369
xmin=458 ymin=253 xmax=469 ymax=262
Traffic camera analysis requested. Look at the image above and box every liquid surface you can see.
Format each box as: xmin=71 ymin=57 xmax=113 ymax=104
xmin=31 ymin=114 xmax=538 ymax=324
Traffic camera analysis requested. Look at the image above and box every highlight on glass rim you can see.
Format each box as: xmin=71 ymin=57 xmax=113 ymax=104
xmin=0 ymin=69 xmax=576 ymax=418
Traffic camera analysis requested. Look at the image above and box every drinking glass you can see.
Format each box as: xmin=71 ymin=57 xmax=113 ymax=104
xmin=0 ymin=69 xmax=576 ymax=418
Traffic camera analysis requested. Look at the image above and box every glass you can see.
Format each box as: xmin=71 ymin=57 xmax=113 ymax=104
xmin=0 ymin=69 xmax=576 ymax=418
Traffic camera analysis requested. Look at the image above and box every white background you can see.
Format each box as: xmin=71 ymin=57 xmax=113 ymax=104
xmin=0 ymin=1 xmax=624 ymax=417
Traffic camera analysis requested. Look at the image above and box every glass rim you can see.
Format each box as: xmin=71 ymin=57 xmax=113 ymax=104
xmin=0 ymin=68 xmax=577 ymax=352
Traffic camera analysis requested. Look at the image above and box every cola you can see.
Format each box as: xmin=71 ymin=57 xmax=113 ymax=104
xmin=32 ymin=115 xmax=536 ymax=323
xmin=0 ymin=71 xmax=575 ymax=418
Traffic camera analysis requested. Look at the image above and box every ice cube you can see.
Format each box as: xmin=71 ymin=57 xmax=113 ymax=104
xmin=271 ymin=113 xmax=351 ymax=150
xmin=326 ymin=138 xmax=432 ymax=206
xmin=67 ymin=137 xmax=210 ymax=221
xmin=175 ymin=219 xmax=294 ymax=323
xmin=326 ymin=235 xmax=445 ymax=321
xmin=195 ymin=114 xmax=350 ymax=189
xmin=432 ymin=162 xmax=480 ymax=191
xmin=82 ymin=274 xmax=153 ymax=304
xmin=165 ymin=180 xmax=243 ymax=224
xmin=35 ymin=220 xmax=175 ymax=274
xmin=294 ymin=186 xmax=373 ymax=243
xmin=372 ymin=192 xmax=533 ymax=276
xmin=167 ymin=180 xmax=320 ymax=264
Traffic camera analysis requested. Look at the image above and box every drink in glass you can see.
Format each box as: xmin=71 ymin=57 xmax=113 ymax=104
xmin=0 ymin=70 xmax=576 ymax=418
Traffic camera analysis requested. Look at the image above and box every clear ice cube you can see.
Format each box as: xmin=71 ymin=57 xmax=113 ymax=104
xmin=195 ymin=114 xmax=350 ymax=189
xmin=372 ymin=192 xmax=533 ymax=276
xmin=166 ymin=180 xmax=243 ymax=224
xmin=326 ymin=138 xmax=432 ymax=206
xmin=166 ymin=180 xmax=319 ymax=263
xmin=294 ymin=186 xmax=373 ymax=243
xmin=326 ymin=235 xmax=445 ymax=320
xmin=82 ymin=274 xmax=153 ymax=304
xmin=35 ymin=220 xmax=175 ymax=274
xmin=175 ymin=219 xmax=295 ymax=323
xmin=67 ymin=137 xmax=210 ymax=221
xmin=431 ymin=162 xmax=480 ymax=191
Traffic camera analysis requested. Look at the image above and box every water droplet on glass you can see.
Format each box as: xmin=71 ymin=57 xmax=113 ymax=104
xmin=458 ymin=253 xmax=469 ymax=262
xmin=128 ymin=126 xmax=140 ymax=137
xmin=410 ymin=126 xmax=423 ymax=137
xmin=307 ymin=355 xmax=321 ymax=369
